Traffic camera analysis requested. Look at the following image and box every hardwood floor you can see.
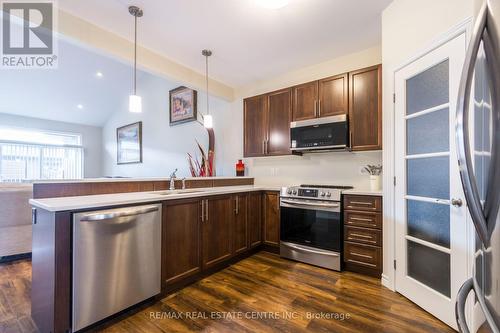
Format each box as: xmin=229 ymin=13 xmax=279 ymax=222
xmin=0 ymin=252 xmax=454 ymax=333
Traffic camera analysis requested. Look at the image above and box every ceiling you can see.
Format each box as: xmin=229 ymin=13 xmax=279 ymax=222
xmin=58 ymin=0 xmax=392 ymax=88
xmin=0 ymin=34 xmax=146 ymax=127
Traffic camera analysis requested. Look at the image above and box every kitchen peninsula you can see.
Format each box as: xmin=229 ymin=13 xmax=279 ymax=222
xmin=29 ymin=177 xmax=283 ymax=333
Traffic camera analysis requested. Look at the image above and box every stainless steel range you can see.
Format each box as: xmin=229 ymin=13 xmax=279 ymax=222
xmin=280 ymin=184 xmax=353 ymax=271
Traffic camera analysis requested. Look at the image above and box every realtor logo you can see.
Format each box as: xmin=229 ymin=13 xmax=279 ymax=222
xmin=1 ymin=1 xmax=58 ymax=68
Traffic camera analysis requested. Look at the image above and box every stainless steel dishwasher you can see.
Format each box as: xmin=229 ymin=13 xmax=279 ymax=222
xmin=72 ymin=204 xmax=162 ymax=332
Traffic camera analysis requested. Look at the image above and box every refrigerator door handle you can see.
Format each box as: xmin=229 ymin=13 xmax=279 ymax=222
xmin=456 ymin=1 xmax=490 ymax=247
xmin=456 ymin=278 xmax=474 ymax=333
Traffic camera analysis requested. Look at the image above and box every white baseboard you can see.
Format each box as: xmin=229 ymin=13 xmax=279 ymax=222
xmin=381 ymin=273 xmax=395 ymax=291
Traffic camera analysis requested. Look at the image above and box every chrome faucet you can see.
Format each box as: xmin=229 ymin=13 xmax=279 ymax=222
xmin=169 ymin=169 xmax=178 ymax=190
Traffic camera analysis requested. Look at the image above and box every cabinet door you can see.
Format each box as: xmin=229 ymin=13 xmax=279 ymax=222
xmin=162 ymin=199 xmax=201 ymax=286
xmin=202 ymin=196 xmax=233 ymax=269
xmin=319 ymin=73 xmax=348 ymax=117
xmin=349 ymin=65 xmax=382 ymax=151
xmin=248 ymin=192 xmax=263 ymax=248
xmin=233 ymin=194 xmax=248 ymax=255
xmin=244 ymin=95 xmax=267 ymax=157
xmin=292 ymin=81 xmax=318 ymax=121
xmin=264 ymin=192 xmax=280 ymax=247
xmin=267 ymin=89 xmax=292 ymax=156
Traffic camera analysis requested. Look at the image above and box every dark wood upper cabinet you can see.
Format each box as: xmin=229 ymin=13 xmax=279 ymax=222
xmin=292 ymin=81 xmax=318 ymax=121
xmin=244 ymin=95 xmax=267 ymax=157
xmin=263 ymin=192 xmax=280 ymax=247
xmin=244 ymin=64 xmax=381 ymax=155
xmin=319 ymin=73 xmax=348 ymax=117
xmin=233 ymin=194 xmax=248 ymax=255
xmin=349 ymin=65 xmax=382 ymax=151
xmin=202 ymin=196 xmax=233 ymax=269
xmin=267 ymin=88 xmax=292 ymax=155
xmin=162 ymin=199 xmax=201 ymax=287
xmin=248 ymin=192 xmax=263 ymax=248
xmin=243 ymin=89 xmax=291 ymax=158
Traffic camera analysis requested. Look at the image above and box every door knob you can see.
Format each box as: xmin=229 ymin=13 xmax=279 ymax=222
xmin=451 ymin=198 xmax=463 ymax=207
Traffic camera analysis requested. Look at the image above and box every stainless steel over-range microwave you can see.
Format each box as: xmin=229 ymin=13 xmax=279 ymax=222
xmin=290 ymin=115 xmax=348 ymax=152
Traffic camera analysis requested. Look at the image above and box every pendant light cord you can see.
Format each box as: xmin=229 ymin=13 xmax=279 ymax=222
xmin=205 ymin=54 xmax=209 ymax=116
xmin=134 ymin=14 xmax=137 ymax=95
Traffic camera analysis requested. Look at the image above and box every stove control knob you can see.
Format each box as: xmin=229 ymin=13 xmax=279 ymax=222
xmin=287 ymin=189 xmax=292 ymax=195
xmin=292 ymin=190 xmax=298 ymax=195
xmin=326 ymin=192 xmax=332 ymax=198
xmin=320 ymin=192 xmax=326 ymax=197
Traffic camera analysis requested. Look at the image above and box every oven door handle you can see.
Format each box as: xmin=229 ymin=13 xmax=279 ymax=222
xmin=280 ymin=199 xmax=340 ymax=212
xmin=281 ymin=241 xmax=340 ymax=257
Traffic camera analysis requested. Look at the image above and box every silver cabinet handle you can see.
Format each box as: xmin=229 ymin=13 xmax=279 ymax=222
xmin=201 ymin=200 xmax=205 ymax=222
xmin=80 ymin=205 xmax=159 ymax=222
xmin=235 ymin=197 xmax=239 ymax=215
xmin=262 ymin=140 xmax=266 ymax=154
xmin=456 ymin=1 xmax=490 ymax=246
xmin=349 ymin=233 xmax=372 ymax=239
xmin=350 ymin=252 xmax=372 ymax=259
xmin=318 ymin=100 xmax=321 ymax=117
xmin=349 ymin=201 xmax=372 ymax=206
xmin=205 ymin=199 xmax=209 ymax=221
xmin=451 ymin=198 xmax=463 ymax=207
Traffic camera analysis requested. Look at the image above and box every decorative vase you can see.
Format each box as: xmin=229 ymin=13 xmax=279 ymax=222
xmin=236 ymin=160 xmax=245 ymax=177
xmin=370 ymin=175 xmax=381 ymax=191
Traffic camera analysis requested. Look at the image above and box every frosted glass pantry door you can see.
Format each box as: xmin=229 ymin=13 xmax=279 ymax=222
xmin=394 ymin=32 xmax=468 ymax=329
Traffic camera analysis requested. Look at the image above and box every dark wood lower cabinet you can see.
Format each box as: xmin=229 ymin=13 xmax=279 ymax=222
xmin=248 ymin=192 xmax=263 ymax=248
xmin=202 ymin=195 xmax=234 ymax=269
xmin=233 ymin=194 xmax=248 ymax=255
xmin=162 ymin=199 xmax=202 ymax=287
xmin=264 ymin=191 xmax=280 ymax=247
xmin=343 ymin=194 xmax=383 ymax=277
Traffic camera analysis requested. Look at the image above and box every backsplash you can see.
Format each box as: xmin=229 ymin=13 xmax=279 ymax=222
xmin=246 ymin=151 xmax=382 ymax=189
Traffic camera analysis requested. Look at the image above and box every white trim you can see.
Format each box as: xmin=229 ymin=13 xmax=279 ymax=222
xmin=382 ymin=16 xmax=473 ymax=294
xmin=405 ymin=103 xmax=450 ymax=120
xmin=405 ymin=235 xmax=451 ymax=254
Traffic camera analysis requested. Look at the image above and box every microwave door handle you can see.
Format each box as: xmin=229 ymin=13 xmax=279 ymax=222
xmin=456 ymin=1 xmax=489 ymax=247
xmin=482 ymin=25 xmax=500 ymax=229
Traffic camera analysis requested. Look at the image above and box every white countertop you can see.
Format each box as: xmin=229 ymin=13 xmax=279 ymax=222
xmin=29 ymin=185 xmax=281 ymax=212
xmin=32 ymin=176 xmax=253 ymax=184
xmin=343 ymin=188 xmax=383 ymax=196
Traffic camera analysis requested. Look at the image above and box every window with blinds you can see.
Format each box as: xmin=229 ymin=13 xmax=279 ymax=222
xmin=0 ymin=127 xmax=84 ymax=182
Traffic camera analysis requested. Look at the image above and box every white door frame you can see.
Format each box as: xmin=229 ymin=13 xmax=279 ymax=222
xmin=382 ymin=16 xmax=475 ymax=326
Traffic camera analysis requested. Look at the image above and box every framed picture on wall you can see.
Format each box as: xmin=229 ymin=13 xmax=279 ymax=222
xmin=117 ymin=121 xmax=142 ymax=164
xmin=169 ymin=86 xmax=197 ymax=125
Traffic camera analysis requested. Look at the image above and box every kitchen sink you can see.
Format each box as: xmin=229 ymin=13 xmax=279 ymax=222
xmin=150 ymin=189 xmax=205 ymax=195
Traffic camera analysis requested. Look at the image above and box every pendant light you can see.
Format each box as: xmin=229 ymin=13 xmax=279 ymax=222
xmin=202 ymin=49 xmax=213 ymax=128
xmin=128 ymin=6 xmax=143 ymax=113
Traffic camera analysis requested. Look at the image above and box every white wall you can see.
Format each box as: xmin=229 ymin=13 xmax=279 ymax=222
xmin=0 ymin=113 xmax=103 ymax=177
xmin=230 ymin=46 xmax=383 ymax=188
xmin=102 ymin=73 xmax=236 ymax=178
xmin=381 ymin=0 xmax=474 ymax=290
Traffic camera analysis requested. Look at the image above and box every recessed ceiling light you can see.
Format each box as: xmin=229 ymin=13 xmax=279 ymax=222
xmin=96 ymin=71 xmax=103 ymax=78
xmin=255 ymin=0 xmax=289 ymax=9
xmin=77 ymin=104 xmax=84 ymax=109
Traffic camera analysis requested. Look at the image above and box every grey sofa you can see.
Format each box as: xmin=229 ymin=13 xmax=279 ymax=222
xmin=0 ymin=183 xmax=33 ymax=257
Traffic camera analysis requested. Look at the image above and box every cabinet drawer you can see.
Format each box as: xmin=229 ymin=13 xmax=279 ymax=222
xmin=344 ymin=242 xmax=381 ymax=269
xmin=344 ymin=195 xmax=382 ymax=212
xmin=345 ymin=226 xmax=381 ymax=246
xmin=344 ymin=211 xmax=382 ymax=229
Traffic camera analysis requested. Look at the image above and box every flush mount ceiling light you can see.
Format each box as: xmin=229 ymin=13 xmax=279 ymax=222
xmin=128 ymin=5 xmax=143 ymax=113
xmin=77 ymin=104 xmax=84 ymax=109
xmin=255 ymin=0 xmax=289 ymax=9
xmin=202 ymin=49 xmax=213 ymax=129
xmin=95 ymin=71 xmax=103 ymax=78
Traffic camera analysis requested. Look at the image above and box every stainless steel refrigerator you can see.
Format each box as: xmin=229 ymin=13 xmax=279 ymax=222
xmin=455 ymin=0 xmax=500 ymax=332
